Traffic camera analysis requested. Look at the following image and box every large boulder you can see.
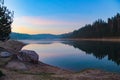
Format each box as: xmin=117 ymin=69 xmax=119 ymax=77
xmin=17 ymin=50 xmax=39 ymax=64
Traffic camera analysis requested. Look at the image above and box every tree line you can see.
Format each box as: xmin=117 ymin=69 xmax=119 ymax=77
xmin=62 ymin=13 xmax=120 ymax=38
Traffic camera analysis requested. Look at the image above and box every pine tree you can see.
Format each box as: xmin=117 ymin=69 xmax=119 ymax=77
xmin=0 ymin=0 xmax=14 ymax=41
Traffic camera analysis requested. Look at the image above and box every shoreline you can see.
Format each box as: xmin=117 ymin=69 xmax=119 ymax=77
xmin=18 ymin=38 xmax=120 ymax=42
xmin=0 ymin=40 xmax=120 ymax=80
xmin=61 ymin=38 xmax=120 ymax=42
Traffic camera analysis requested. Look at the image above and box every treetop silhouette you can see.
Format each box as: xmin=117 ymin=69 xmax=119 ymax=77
xmin=0 ymin=0 xmax=14 ymax=41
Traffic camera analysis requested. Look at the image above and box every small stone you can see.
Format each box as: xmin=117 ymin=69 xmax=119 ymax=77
xmin=0 ymin=52 xmax=12 ymax=58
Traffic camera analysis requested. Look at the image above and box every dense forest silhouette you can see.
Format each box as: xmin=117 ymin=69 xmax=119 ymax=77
xmin=62 ymin=13 xmax=120 ymax=38
xmin=62 ymin=41 xmax=120 ymax=65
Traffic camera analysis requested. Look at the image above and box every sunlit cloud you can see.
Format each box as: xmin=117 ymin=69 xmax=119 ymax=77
xmin=12 ymin=16 xmax=88 ymax=34
xmin=13 ymin=16 xmax=85 ymax=26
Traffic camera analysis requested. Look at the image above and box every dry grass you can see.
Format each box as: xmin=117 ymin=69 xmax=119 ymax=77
xmin=0 ymin=68 xmax=67 ymax=80
xmin=0 ymin=68 xmax=120 ymax=80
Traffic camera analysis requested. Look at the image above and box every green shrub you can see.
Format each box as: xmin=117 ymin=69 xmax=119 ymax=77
xmin=0 ymin=70 xmax=5 ymax=77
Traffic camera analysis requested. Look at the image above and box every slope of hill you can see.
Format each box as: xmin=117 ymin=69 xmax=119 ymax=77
xmin=10 ymin=32 xmax=60 ymax=40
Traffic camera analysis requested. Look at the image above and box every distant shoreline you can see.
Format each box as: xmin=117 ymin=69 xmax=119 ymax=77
xmin=61 ymin=38 xmax=120 ymax=42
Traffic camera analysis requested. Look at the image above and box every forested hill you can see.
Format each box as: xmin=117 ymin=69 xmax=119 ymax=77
xmin=62 ymin=13 xmax=120 ymax=38
xmin=11 ymin=13 xmax=120 ymax=40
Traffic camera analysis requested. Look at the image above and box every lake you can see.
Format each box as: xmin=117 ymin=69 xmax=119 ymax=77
xmin=22 ymin=40 xmax=120 ymax=73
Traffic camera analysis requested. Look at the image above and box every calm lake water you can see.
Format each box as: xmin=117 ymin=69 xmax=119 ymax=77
xmin=22 ymin=40 xmax=120 ymax=73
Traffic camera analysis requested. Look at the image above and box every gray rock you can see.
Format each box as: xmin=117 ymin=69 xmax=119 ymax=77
xmin=0 ymin=48 xmax=12 ymax=66
xmin=0 ymin=52 xmax=12 ymax=58
xmin=17 ymin=50 xmax=39 ymax=64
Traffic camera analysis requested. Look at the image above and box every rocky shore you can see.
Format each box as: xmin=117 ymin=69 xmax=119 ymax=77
xmin=0 ymin=40 xmax=120 ymax=80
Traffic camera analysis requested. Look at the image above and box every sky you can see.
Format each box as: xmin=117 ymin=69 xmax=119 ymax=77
xmin=4 ymin=0 xmax=120 ymax=34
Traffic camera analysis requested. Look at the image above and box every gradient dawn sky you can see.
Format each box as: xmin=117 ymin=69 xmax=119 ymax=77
xmin=5 ymin=0 xmax=120 ymax=34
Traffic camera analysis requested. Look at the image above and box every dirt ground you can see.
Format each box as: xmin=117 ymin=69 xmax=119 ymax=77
xmin=1 ymin=67 xmax=120 ymax=80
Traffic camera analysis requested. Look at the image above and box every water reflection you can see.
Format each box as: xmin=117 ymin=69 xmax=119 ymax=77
xmin=62 ymin=41 xmax=120 ymax=65
xmin=22 ymin=40 xmax=120 ymax=72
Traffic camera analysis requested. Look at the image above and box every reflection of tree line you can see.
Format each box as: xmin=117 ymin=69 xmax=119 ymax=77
xmin=62 ymin=41 xmax=120 ymax=65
